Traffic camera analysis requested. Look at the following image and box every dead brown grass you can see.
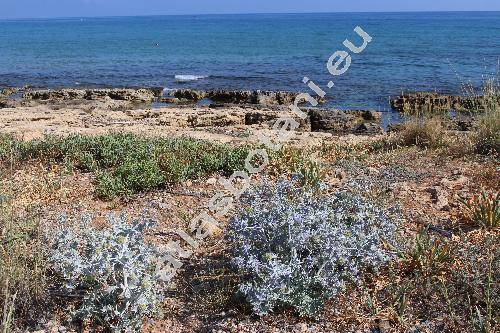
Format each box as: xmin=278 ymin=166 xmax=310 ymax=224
xmin=475 ymin=105 xmax=500 ymax=155
xmin=0 ymin=200 xmax=49 ymax=331
xmin=400 ymin=117 xmax=448 ymax=149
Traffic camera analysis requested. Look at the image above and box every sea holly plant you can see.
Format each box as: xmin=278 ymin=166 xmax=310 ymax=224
xmin=229 ymin=178 xmax=401 ymax=318
xmin=50 ymin=214 xmax=173 ymax=332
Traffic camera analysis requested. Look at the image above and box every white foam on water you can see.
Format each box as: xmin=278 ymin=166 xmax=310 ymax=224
xmin=162 ymin=87 xmax=175 ymax=95
xmin=174 ymin=75 xmax=208 ymax=82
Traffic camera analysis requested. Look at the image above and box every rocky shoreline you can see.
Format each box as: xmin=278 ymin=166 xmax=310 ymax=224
xmin=22 ymin=88 xmax=161 ymax=102
xmin=165 ymin=88 xmax=327 ymax=105
xmin=3 ymin=86 xmax=496 ymax=112
xmin=0 ymin=87 xmax=385 ymax=139
xmin=390 ymin=91 xmax=499 ymax=113
xmin=1 ymin=86 xmax=493 ymax=141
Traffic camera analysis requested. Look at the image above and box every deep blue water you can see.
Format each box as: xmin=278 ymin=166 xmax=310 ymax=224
xmin=0 ymin=12 xmax=499 ymax=110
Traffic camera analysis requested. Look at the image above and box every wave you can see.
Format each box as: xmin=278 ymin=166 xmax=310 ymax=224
xmin=175 ymin=75 xmax=209 ymax=82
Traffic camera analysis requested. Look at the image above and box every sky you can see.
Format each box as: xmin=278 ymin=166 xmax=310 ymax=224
xmin=1 ymin=0 xmax=500 ymax=19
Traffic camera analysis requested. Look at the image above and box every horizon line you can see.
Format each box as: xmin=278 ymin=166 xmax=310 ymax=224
xmin=1 ymin=9 xmax=499 ymax=21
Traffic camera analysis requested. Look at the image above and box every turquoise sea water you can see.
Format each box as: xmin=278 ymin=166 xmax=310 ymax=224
xmin=0 ymin=12 xmax=499 ymax=110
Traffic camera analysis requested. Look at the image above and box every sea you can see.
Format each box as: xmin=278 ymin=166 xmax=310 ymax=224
xmin=0 ymin=12 xmax=499 ymax=113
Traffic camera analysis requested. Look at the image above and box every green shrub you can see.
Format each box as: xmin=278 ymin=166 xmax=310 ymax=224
xmin=95 ymin=171 xmax=128 ymax=200
xmin=0 ymin=133 xmax=249 ymax=200
xmin=108 ymin=156 xmax=166 ymax=197
xmin=0 ymin=134 xmax=16 ymax=162
xmin=268 ymin=146 xmax=324 ymax=187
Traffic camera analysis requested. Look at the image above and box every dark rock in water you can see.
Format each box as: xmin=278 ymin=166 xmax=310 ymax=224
xmin=208 ymin=103 xmax=226 ymax=109
xmin=24 ymin=89 xmax=83 ymax=100
xmin=208 ymin=90 xmax=307 ymax=105
xmin=168 ymin=89 xmax=325 ymax=106
xmin=23 ymin=88 xmax=156 ymax=102
xmin=0 ymin=87 xmax=20 ymax=97
xmin=208 ymin=90 xmax=254 ymax=104
xmin=149 ymin=87 xmax=165 ymax=98
xmin=390 ymin=92 xmax=497 ymax=113
xmin=22 ymin=87 xmax=324 ymax=107
xmin=88 ymin=89 xmax=155 ymax=102
xmin=169 ymin=89 xmax=207 ymax=101
xmin=308 ymin=109 xmax=380 ymax=133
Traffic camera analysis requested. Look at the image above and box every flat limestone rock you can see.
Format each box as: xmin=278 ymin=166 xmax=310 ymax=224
xmin=23 ymin=88 xmax=156 ymax=103
xmin=168 ymin=89 xmax=326 ymax=106
xmin=390 ymin=91 xmax=497 ymax=113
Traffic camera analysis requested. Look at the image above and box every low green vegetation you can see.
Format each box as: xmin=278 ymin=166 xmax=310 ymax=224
xmin=460 ymin=191 xmax=499 ymax=229
xmin=0 ymin=133 xmax=249 ymax=199
xmin=393 ymin=230 xmax=499 ymax=332
xmin=267 ymin=146 xmax=324 ymax=187
xmin=401 ymin=228 xmax=453 ymax=279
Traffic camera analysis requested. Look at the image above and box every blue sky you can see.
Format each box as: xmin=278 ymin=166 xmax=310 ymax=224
xmin=1 ymin=0 xmax=500 ymax=19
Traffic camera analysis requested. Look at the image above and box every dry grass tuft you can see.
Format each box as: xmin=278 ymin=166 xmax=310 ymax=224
xmin=474 ymin=104 xmax=500 ymax=155
xmin=464 ymin=75 xmax=500 ymax=155
xmin=399 ymin=117 xmax=448 ymax=149
xmin=0 ymin=202 xmax=49 ymax=331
